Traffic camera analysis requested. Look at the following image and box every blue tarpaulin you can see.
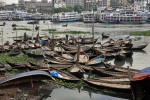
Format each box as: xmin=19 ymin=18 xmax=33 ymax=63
xmin=50 ymin=71 xmax=59 ymax=77
xmin=138 ymin=67 xmax=150 ymax=74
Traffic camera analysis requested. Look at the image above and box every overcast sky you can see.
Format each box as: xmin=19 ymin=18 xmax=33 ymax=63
xmin=4 ymin=0 xmax=51 ymax=4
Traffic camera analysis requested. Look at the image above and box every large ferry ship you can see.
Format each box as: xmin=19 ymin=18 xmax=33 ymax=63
xmin=51 ymin=12 xmax=79 ymax=22
xmin=99 ymin=11 xmax=145 ymax=24
xmin=83 ymin=12 xmax=97 ymax=23
xmin=0 ymin=11 xmax=8 ymax=20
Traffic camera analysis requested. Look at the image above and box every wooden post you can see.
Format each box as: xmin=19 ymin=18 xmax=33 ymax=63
xmin=32 ymin=24 xmax=35 ymax=41
xmin=92 ymin=0 xmax=95 ymax=39
xmin=51 ymin=34 xmax=54 ymax=51
xmin=76 ymin=43 xmax=80 ymax=65
xmin=30 ymin=76 xmax=34 ymax=88
xmin=127 ymin=66 xmax=131 ymax=79
xmin=16 ymin=29 xmax=17 ymax=40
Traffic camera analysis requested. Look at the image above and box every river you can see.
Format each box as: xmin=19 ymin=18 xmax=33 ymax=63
xmin=0 ymin=21 xmax=150 ymax=100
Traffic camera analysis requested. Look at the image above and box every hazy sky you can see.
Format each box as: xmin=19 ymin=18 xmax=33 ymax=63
xmin=4 ymin=0 xmax=51 ymax=4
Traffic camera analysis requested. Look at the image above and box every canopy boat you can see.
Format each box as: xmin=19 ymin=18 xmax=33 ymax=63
xmin=85 ymin=55 xmax=105 ymax=66
xmin=69 ymin=64 xmax=85 ymax=77
xmin=83 ymin=78 xmax=131 ymax=93
xmin=130 ymin=67 xmax=150 ymax=100
xmin=0 ymin=70 xmax=52 ymax=87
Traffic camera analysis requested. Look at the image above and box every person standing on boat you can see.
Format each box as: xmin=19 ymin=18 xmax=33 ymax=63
xmin=24 ymin=32 xmax=28 ymax=45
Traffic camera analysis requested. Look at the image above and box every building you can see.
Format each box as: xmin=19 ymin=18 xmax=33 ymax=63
xmin=65 ymin=0 xmax=85 ymax=8
xmin=54 ymin=0 xmax=66 ymax=8
xmin=97 ymin=0 xmax=110 ymax=7
xmin=110 ymin=0 xmax=128 ymax=8
xmin=0 ymin=1 xmax=6 ymax=7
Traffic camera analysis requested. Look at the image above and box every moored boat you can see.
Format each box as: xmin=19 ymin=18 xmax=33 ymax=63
xmin=69 ymin=64 xmax=85 ymax=77
xmin=0 ymin=70 xmax=52 ymax=87
xmin=83 ymin=78 xmax=131 ymax=93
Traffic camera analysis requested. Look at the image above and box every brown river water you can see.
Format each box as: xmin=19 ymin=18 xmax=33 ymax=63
xmin=0 ymin=21 xmax=150 ymax=100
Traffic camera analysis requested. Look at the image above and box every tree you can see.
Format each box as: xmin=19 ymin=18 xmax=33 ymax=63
xmin=73 ymin=5 xmax=83 ymax=13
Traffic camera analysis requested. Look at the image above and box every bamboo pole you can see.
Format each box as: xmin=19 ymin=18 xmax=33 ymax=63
xmin=1 ymin=28 xmax=3 ymax=45
xmin=92 ymin=0 xmax=95 ymax=39
xmin=32 ymin=24 xmax=35 ymax=41
xmin=76 ymin=43 xmax=80 ymax=65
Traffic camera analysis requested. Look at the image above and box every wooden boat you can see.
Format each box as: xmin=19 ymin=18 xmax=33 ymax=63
xmin=9 ymin=48 xmax=21 ymax=56
xmin=77 ymin=38 xmax=98 ymax=44
xmin=93 ymin=76 xmax=130 ymax=82
xmin=49 ymin=68 xmax=80 ymax=82
xmin=0 ymin=22 xmax=6 ymax=26
xmin=115 ymin=53 xmax=126 ymax=61
xmin=29 ymin=62 xmax=71 ymax=70
xmin=85 ymin=55 xmax=105 ymax=66
xmin=93 ymin=67 xmax=130 ymax=77
xmin=44 ymin=56 xmax=72 ymax=65
xmin=61 ymin=52 xmax=74 ymax=60
xmin=74 ymin=52 xmax=89 ymax=64
xmin=0 ymin=63 xmax=5 ymax=68
xmin=54 ymin=44 xmax=65 ymax=53
xmin=94 ymin=42 xmax=102 ymax=48
xmin=13 ymin=39 xmax=22 ymax=42
xmin=22 ymin=49 xmax=44 ymax=58
xmin=83 ymin=79 xmax=131 ymax=93
xmin=79 ymin=65 xmax=93 ymax=72
xmin=6 ymin=61 xmax=27 ymax=69
xmin=54 ymin=55 xmax=75 ymax=63
xmin=102 ymin=61 xmax=139 ymax=73
xmin=69 ymin=64 xmax=85 ymax=77
xmin=130 ymin=67 xmax=150 ymax=100
xmin=131 ymin=43 xmax=148 ymax=50
xmin=49 ymin=64 xmax=71 ymax=70
xmin=0 ymin=70 xmax=52 ymax=87
xmin=62 ymin=24 xmax=68 ymax=27
xmin=12 ymin=23 xmax=17 ymax=27
xmin=27 ymin=20 xmax=39 ymax=24
xmin=102 ymin=33 xmax=109 ymax=39
xmin=121 ymin=50 xmax=133 ymax=57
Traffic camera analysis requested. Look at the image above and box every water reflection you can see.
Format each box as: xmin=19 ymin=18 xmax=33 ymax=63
xmin=107 ymin=57 xmax=133 ymax=67
xmin=47 ymin=86 xmax=130 ymax=100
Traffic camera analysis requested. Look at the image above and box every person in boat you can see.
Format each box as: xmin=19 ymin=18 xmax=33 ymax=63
xmin=35 ymin=25 xmax=39 ymax=31
xmin=24 ymin=32 xmax=28 ymax=45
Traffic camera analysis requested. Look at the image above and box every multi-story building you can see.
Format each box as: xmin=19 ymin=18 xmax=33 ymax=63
xmin=54 ymin=0 xmax=66 ymax=8
xmin=85 ymin=0 xmax=111 ymax=10
xmin=0 ymin=1 xmax=6 ymax=8
xmin=65 ymin=0 xmax=85 ymax=8
xmin=110 ymin=0 xmax=128 ymax=8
